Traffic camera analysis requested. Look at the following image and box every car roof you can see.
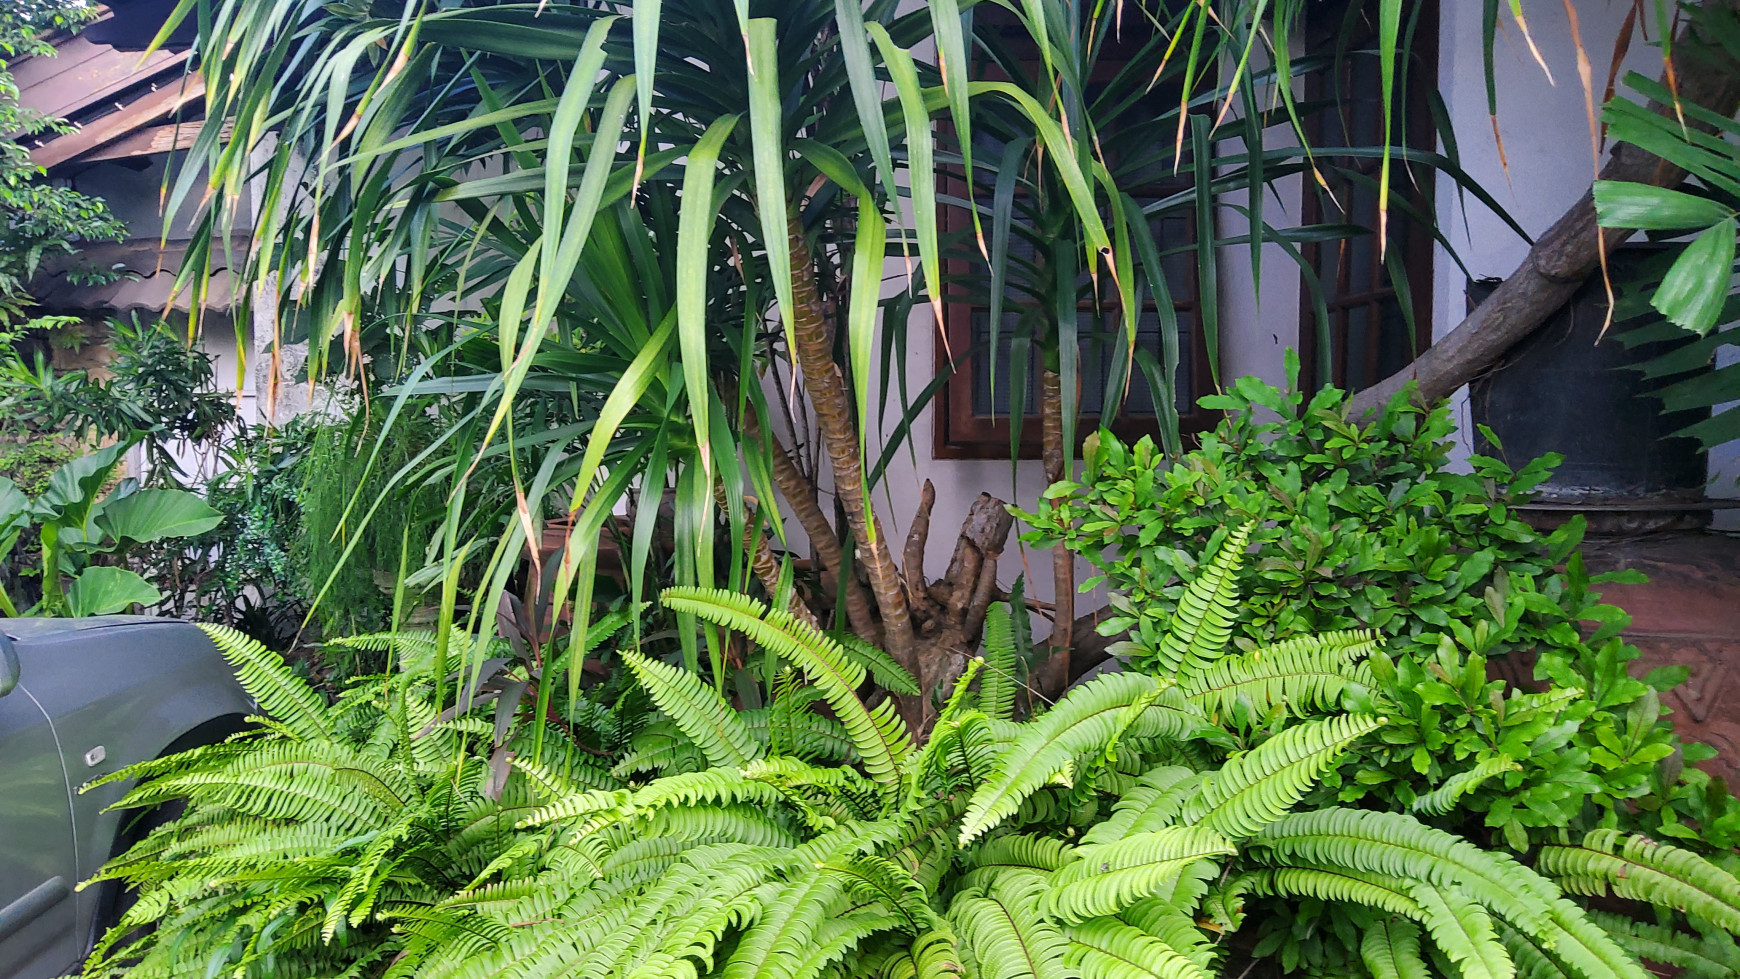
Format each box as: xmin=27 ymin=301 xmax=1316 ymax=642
xmin=0 ymin=615 xmax=188 ymax=643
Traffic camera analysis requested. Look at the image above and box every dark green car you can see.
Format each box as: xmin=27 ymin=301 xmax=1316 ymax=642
xmin=0 ymin=617 xmax=252 ymax=978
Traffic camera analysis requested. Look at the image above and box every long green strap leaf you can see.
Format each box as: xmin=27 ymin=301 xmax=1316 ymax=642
xmin=848 ymin=194 xmax=887 ymax=482
xmin=568 ymin=316 xmax=675 ymax=511
xmin=1377 ymin=0 xmax=1401 ymax=257
xmin=632 ymin=0 xmax=660 ymax=170
xmin=868 ymin=24 xmax=943 ymax=326
xmin=970 ymin=81 xmax=1111 ymax=257
xmin=835 ymin=0 xmax=898 ymax=205
xmin=747 ymin=19 xmax=798 ymax=365
xmin=544 ymin=76 xmax=637 ymax=335
xmin=676 ymin=114 xmax=741 ymax=484
xmin=931 ymin=0 xmax=983 ymax=259
xmin=539 ymin=16 xmax=619 ymax=321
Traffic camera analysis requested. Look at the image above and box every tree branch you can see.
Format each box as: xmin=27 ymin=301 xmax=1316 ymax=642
xmin=1349 ymin=0 xmax=1740 ymax=415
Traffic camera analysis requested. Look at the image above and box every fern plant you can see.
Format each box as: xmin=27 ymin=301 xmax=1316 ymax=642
xmin=81 ymin=538 xmax=1703 ymax=979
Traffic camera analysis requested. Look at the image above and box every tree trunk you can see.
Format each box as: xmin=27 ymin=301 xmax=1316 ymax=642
xmin=1348 ymin=0 xmax=1740 ymax=416
xmin=742 ymin=411 xmax=879 ymax=640
xmin=1037 ymin=368 xmax=1074 ymax=695
xmin=913 ymin=493 xmax=1014 ymax=726
xmin=784 ymin=218 xmax=921 ymax=727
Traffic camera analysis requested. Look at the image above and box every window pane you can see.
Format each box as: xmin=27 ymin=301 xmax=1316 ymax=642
xmin=1376 ymin=296 xmax=1415 ymax=381
xmin=967 ymin=310 xmax=1195 ymax=422
xmin=968 ymin=310 xmax=1033 ymax=417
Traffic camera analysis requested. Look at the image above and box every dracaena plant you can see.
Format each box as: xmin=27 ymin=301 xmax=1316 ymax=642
xmin=86 ymin=532 xmax=1726 ymax=979
xmin=156 ymin=0 xmax=1204 ymax=728
xmin=1590 ymin=46 xmax=1740 ymax=454
xmin=151 ymin=0 xmax=1526 ymax=730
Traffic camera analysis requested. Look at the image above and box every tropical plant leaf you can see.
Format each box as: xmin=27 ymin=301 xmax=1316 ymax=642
xmin=65 ymin=566 xmax=161 ymax=616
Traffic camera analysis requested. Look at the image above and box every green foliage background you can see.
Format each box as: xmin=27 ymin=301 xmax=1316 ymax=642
xmin=1021 ymin=371 xmax=1740 ymax=857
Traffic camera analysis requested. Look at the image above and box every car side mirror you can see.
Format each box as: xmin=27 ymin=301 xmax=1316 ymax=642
xmin=0 ymin=634 xmax=17 ymax=698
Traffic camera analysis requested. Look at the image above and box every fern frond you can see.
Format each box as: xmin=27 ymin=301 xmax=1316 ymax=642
xmin=327 ymin=628 xmax=470 ymax=675
xmin=1499 ymin=921 xmax=1578 ymax=979
xmin=742 ymin=707 xmax=857 ymax=763
xmin=979 ymin=603 xmax=1021 ymax=722
xmin=1410 ymin=882 xmax=1515 ymax=979
xmin=833 ymin=631 xmax=921 ymax=696
xmin=825 ymin=854 xmax=936 ymax=935
xmin=1538 ymin=830 xmax=1740 ymax=933
xmin=1064 ymin=917 xmax=1215 ymax=979
xmin=1082 ymin=767 xmax=1202 ymax=844
xmin=1154 ymin=523 xmax=1251 ymax=678
xmin=1253 ymin=809 xmax=1649 ymax=979
xmin=515 ymin=788 xmax=631 ymax=829
xmin=1363 ymin=919 xmax=1434 ymax=979
xmin=662 ymin=586 xmax=911 ymax=792
xmin=1241 ymin=866 xmax=1425 ymax=917
xmin=621 ymin=649 xmax=762 ymax=768
xmin=958 ymin=834 xmax=1073 ymax=879
xmin=960 ymin=672 xmax=1172 ymax=844
xmin=1181 ymin=630 xmax=1377 ymax=720
xmin=199 ymin=624 xmax=330 ymax=740
xmin=718 ymin=870 xmax=849 ymax=979
xmin=612 ymin=720 xmax=711 ymax=778
xmin=1118 ymin=899 xmax=1217 ymax=973
xmin=1044 ymin=826 xmax=1235 ymax=923
xmin=879 ymin=926 xmax=966 ymax=979
xmin=1182 ymin=714 xmax=1383 ymax=838
xmin=1586 ymin=911 xmax=1740 ymax=979
xmin=1411 ymin=757 xmax=1521 ymax=817
xmin=948 ymin=870 xmax=1070 ymax=979
xmin=794 ymin=909 xmax=910 ymax=979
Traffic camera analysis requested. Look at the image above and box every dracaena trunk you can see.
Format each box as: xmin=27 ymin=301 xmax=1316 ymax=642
xmin=784 ymin=219 xmax=919 ymax=705
xmin=743 ymin=411 xmax=879 ymax=640
xmin=1041 ymin=368 xmax=1073 ymax=677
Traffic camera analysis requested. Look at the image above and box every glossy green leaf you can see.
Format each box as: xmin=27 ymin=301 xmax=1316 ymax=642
xmin=66 ymin=566 xmax=161 ymax=617
xmin=1652 ymin=219 xmax=1738 ymax=335
xmin=96 ymin=489 xmax=224 ymax=545
xmin=1593 ymin=181 xmax=1736 ymax=232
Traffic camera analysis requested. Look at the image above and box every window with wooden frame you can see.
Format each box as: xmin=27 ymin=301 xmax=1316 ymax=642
xmin=1297 ymin=0 xmax=1439 ymax=393
xmin=932 ymin=8 xmax=1218 ymax=460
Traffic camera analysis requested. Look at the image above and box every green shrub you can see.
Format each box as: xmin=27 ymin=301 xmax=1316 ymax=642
xmin=1021 ymin=371 xmax=1740 ymax=974
xmin=86 ymin=536 xmax=1730 ymax=979
xmin=0 ymin=315 xmax=239 ymax=484
xmin=0 ymin=432 xmax=75 ymax=496
xmin=129 ymin=421 xmax=314 ymax=645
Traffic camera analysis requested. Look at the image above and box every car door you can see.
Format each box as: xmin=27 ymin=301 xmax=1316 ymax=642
xmin=0 ymin=634 xmax=79 ymax=979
